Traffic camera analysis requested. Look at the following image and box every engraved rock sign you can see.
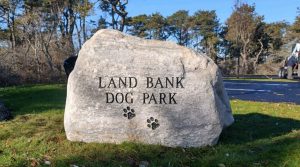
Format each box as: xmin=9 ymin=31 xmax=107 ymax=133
xmin=64 ymin=29 xmax=234 ymax=148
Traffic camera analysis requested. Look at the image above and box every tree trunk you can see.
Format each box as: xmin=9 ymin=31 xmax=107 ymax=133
xmin=241 ymin=39 xmax=250 ymax=74
xmin=11 ymin=9 xmax=16 ymax=50
xmin=32 ymin=35 xmax=41 ymax=81
xmin=66 ymin=7 xmax=76 ymax=54
xmin=120 ymin=15 xmax=126 ymax=32
xmin=110 ymin=1 xmax=128 ymax=32
xmin=6 ymin=12 xmax=15 ymax=50
xmin=75 ymin=18 xmax=82 ymax=48
xmin=83 ymin=16 xmax=87 ymax=42
xmin=253 ymin=39 xmax=264 ymax=73
xmin=111 ymin=8 xmax=116 ymax=29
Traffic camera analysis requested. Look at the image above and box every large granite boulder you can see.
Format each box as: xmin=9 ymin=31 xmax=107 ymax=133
xmin=64 ymin=29 xmax=234 ymax=148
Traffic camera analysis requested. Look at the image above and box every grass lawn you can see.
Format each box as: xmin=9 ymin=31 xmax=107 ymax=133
xmin=1 ymin=85 xmax=300 ymax=167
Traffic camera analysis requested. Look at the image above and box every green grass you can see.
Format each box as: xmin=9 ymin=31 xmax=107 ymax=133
xmin=1 ymin=85 xmax=300 ymax=167
xmin=224 ymin=78 xmax=299 ymax=82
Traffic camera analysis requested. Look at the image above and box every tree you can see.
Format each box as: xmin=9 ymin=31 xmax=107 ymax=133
xmin=127 ymin=13 xmax=169 ymax=40
xmin=99 ymin=0 xmax=128 ymax=32
xmin=0 ymin=0 xmax=97 ymax=84
xmin=291 ymin=16 xmax=300 ymax=35
xmin=251 ymin=21 xmax=269 ymax=72
xmin=147 ymin=13 xmax=168 ymax=40
xmin=0 ymin=0 xmax=22 ymax=50
xmin=192 ymin=10 xmax=220 ymax=62
xmin=265 ymin=22 xmax=287 ymax=51
xmin=96 ymin=16 xmax=109 ymax=30
xmin=127 ymin=14 xmax=149 ymax=38
xmin=225 ymin=3 xmax=263 ymax=74
xmin=75 ymin=0 xmax=93 ymax=47
xmin=167 ymin=10 xmax=192 ymax=46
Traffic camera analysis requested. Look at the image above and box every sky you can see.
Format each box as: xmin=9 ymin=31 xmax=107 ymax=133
xmin=125 ymin=0 xmax=299 ymax=24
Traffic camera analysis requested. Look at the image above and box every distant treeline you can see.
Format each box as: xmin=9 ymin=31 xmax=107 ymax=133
xmin=1 ymin=0 xmax=300 ymax=85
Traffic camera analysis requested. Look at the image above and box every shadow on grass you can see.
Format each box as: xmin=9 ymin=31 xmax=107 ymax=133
xmin=0 ymin=84 xmax=66 ymax=115
xmin=220 ymin=113 xmax=300 ymax=144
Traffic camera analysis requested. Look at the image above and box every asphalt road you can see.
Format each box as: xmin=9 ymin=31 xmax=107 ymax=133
xmin=224 ymin=80 xmax=300 ymax=104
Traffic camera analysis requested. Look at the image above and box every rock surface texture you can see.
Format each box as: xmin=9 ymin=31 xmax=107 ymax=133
xmin=64 ymin=29 xmax=234 ymax=147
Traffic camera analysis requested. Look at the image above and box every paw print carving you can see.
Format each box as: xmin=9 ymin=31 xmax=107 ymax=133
xmin=123 ymin=106 xmax=135 ymax=120
xmin=147 ymin=117 xmax=160 ymax=130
